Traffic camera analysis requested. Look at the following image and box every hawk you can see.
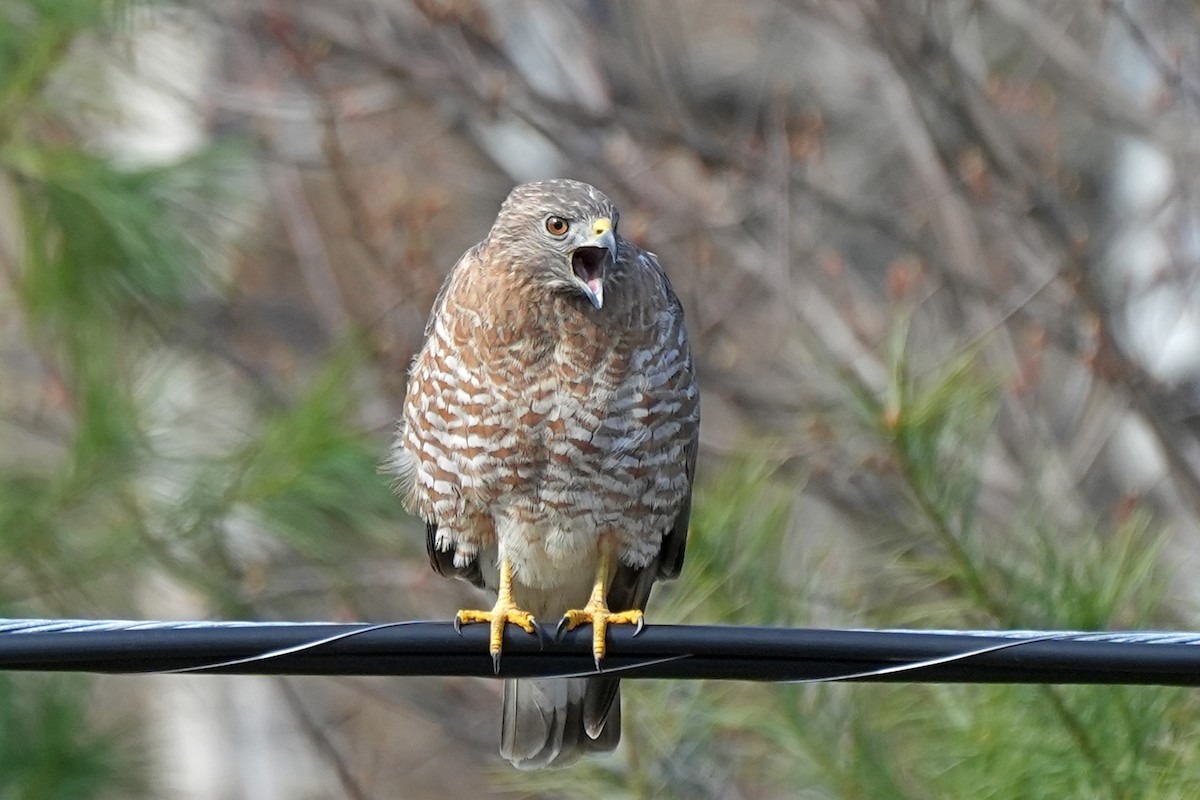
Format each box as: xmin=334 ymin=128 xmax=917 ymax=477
xmin=389 ymin=179 xmax=699 ymax=769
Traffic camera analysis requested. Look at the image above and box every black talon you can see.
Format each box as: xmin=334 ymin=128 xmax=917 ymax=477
xmin=492 ymin=651 xmax=502 ymax=675
xmin=634 ymin=616 xmax=646 ymax=636
xmin=531 ymin=619 xmax=549 ymax=648
xmin=555 ymin=616 xmax=571 ymax=639
xmin=594 ymin=655 xmax=602 ymax=672
xmin=453 ymin=616 xmax=464 ymax=636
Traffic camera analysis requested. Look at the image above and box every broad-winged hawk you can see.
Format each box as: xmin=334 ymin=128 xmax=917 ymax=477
xmin=389 ymin=179 xmax=699 ymax=769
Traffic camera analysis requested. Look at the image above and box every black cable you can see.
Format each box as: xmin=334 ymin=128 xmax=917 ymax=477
xmin=3 ymin=618 xmax=1200 ymax=684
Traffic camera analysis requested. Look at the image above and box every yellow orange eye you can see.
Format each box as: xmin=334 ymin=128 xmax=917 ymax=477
xmin=545 ymin=216 xmax=569 ymax=236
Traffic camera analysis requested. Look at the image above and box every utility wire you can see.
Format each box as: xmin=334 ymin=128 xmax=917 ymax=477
xmin=3 ymin=618 xmax=1200 ymax=684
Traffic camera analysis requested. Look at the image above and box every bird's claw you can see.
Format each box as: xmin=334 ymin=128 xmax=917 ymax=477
xmin=559 ymin=604 xmax=645 ymax=668
xmin=454 ymin=603 xmax=537 ymax=673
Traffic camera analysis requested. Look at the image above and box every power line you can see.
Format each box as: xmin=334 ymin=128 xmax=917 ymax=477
xmin=3 ymin=618 xmax=1200 ymax=684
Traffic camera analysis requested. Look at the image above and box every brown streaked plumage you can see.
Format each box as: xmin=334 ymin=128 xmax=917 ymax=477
xmin=388 ymin=179 xmax=699 ymax=769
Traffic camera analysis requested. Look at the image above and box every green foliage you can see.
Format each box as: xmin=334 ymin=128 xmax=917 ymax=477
xmin=239 ymin=350 xmax=399 ymax=549
xmin=658 ymin=457 xmax=803 ymax=625
xmin=159 ymin=348 xmax=404 ymax=600
xmin=998 ymin=510 xmax=1167 ymax=631
xmin=880 ymin=319 xmax=996 ymax=534
xmin=0 ymin=673 xmax=135 ymax=800
xmin=17 ymin=149 xmax=199 ymax=320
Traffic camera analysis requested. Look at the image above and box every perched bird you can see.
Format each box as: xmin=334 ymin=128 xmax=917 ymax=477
xmin=388 ymin=179 xmax=699 ymax=769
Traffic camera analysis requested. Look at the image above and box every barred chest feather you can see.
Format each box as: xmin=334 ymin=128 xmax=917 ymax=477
xmin=396 ymin=249 xmax=697 ymax=591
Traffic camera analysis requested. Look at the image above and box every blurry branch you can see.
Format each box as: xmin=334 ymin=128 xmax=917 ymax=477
xmin=268 ymin=164 xmax=349 ymax=332
xmin=614 ymin=106 xmax=925 ymax=254
xmin=980 ymin=0 xmax=1187 ymax=150
xmin=1066 ymin=234 xmax=1200 ymax=521
xmin=1103 ymin=0 xmax=1200 ymax=109
xmin=862 ymin=1 xmax=1200 ymax=523
xmin=932 ymin=29 xmax=1200 ymax=524
xmin=268 ymin=13 xmax=397 ymax=331
xmin=278 ymin=678 xmax=369 ymax=800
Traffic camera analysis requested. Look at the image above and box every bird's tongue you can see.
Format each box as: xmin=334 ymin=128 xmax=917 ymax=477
xmin=586 ymin=276 xmax=602 ymax=296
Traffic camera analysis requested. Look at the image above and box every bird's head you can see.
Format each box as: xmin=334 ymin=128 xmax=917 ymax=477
xmin=489 ymin=179 xmax=620 ymax=310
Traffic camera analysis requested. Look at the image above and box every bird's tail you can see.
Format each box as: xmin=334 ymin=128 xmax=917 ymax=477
xmin=500 ymin=677 xmax=621 ymax=769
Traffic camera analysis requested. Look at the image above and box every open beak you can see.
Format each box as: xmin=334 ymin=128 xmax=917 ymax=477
xmin=570 ymin=218 xmax=616 ymax=310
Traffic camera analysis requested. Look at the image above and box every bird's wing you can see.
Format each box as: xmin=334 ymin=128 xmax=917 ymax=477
xmin=657 ymin=431 xmax=697 ymax=580
xmin=405 ymin=246 xmax=490 ymax=588
xmin=607 ymin=431 xmax=697 ymax=611
xmin=426 ymin=520 xmax=485 ymax=588
xmin=421 ymin=245 xmax=476 ymax=341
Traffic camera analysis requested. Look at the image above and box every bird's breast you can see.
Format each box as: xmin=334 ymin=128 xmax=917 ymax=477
xmin=404 ymin=278 xmax=693 ymax=567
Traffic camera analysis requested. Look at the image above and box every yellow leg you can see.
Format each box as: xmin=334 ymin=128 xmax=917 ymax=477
xmin=454 ymin=556 xmax=537 ymax=673
xmin=559 ymin=540 xmax=645 ymax=669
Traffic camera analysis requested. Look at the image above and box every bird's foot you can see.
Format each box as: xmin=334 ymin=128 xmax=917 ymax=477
xmin=455 ymin=601 xmax=538 ymax=674
xmin=557 ymin=601 xmax=645 ymax=670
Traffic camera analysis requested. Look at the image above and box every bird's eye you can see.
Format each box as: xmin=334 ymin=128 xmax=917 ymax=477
xmin=545 ymin=216 xmax=570 ymax=236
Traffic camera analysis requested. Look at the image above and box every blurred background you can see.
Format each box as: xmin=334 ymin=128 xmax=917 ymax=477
xmin=2 ymin=0 xmax=1200 ymax=797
